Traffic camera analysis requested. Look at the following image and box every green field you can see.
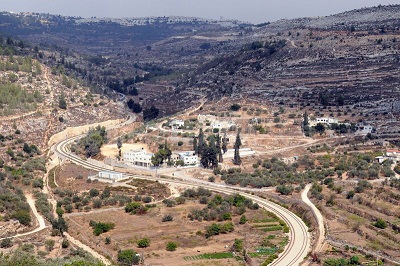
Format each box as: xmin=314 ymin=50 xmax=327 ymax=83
xmin=184 ymin=252 xmax=234 ymax=260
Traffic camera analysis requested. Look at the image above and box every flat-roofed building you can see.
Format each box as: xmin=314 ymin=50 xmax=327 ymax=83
xmin=122 ymin=148 xmax=153 ymax=167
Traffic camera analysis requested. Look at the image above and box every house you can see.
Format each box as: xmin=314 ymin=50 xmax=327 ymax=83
xmin=211 ymin=120 xmax=236 ymax=131
xmin=178 ymin=151 xmax=198 ymax=166
xmin=386 ymin=149 xmax=400 ymax=162
xmin=375 ymin=156 xmax=386 ymax=164
xmin=98 ymin=171 xmax=123 ymax=181
xmin=122 ymin=148 xmax=153 ymax=167
xmin=169 ymin=119 xmax=184 ymax=129
xmin=309 ymin=117 xmax=338 ymax=127
xmin=355 ymin=123 xmax=375 ymax=135
xmin=197 ymin=114 xmax=216 ymax=124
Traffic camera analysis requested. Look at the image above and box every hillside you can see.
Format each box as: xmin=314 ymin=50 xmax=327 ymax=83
xmin=0 ymin=39 xmax=126 ymax=151
xmin=1 ymin=6 xmax=399 ymax=120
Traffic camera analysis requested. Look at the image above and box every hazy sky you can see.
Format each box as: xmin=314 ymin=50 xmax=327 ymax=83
xmin=1 ymin=0 xmax=399 ymax=23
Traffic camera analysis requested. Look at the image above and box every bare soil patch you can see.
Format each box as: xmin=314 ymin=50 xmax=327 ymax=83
xmin=67 ymin=199 xmax=287 ymax=265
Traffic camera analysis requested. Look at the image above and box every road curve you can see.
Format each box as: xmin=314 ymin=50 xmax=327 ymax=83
xmin=54 ymin=135 xmax=311 ymax=266
xmin=301 ymin=184 xmax=325 ymax=253
xmin=0 ymin=194 xmax=47 ymax=240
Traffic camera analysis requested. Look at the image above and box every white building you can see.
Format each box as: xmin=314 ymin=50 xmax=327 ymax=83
xmin=309 ymin=117 xmax=338 ymax=127
xmin=355 ymin=123 xmax=374 ymax=135
xmin=178 ymin=151 xmax=198 ymax=166
xmin=98 ymin=171 xmax=123 ymax=181
xmin=169 ymin=119 xmax=185 ymax=128
xmin=197 ymin=114 xmax=216 ymax=124
xmin=375 ymin=156 xmax=386 ymax=164
xmin=122 ymin=148 xmax=153 ymax=167
xmin=211 ymin=120 xmax=236 ymax=131
xmin=386 ymin=149 xmax=400 ymax=162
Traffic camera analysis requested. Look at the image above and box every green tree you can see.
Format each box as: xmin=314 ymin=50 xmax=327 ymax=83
xmin=216 ymin=133 xmax=223 ymax=163
xmin=117 ymin=249 xmax=139 ymax=265
xmin=230 ymin=103 xmax=241 ymax=111
xmin=200 ymin=143 xmax=218 ymax=169
xmin=12 ymin=209 xmax=31 ymax=226
xmin=137 ymin=238 xmax=150 ymax=248
xmin=239 ymin=215 xmax=247 ymax=224
xmin=222 ymin=131 xmax=228 ymax=154
xmin=233 ymin=130 xmax=241 ymax=165
xmin=166 ymin=242 xmax=178 ymax=251
xmin=117 ymin=137 xmax=122 ymax=158
xmin=315 ymin=123 xmax=325 ymax=135
xmin=58 ymin=92 xmax=67 ymax=109
xmin=373 ymin=218 xmax=387 ymax=229
xmin=143 ymin=105 xmax=159 ymax=121
xmin=0 ymin=238 xmax=13 ymax=248
xmin=232 ymin=239 xmax=244 ymax=252
xmin=197 ymin=128 xmax=204 ymax=156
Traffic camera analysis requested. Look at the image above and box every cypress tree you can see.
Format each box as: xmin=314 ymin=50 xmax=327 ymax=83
xmin=198 ymin=128 xmax=204 ymax=156
xmin=216 ymin=133 xmax=223 ymax=163
xmin=193 ymin=137 xmax=198 ymax=154
xmin=233 ymin=130 xmax=241 ymax=165
xmin=222 ymin=131 xmax=228 ymax=154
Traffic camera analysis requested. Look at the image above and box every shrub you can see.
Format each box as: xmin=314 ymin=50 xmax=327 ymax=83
xmin=239 ymin=215 xmax=247 ymax=224
xmin=232 ymin=239 xmax=244 ymax=252
xmin=118 ymin=249 xmax=139 ymax=265
xmin=0 ymin=238 xmax=12 ymax=248
xmin=276 ymin=185 xmax=294 ymax=195
xmin=11 ymin=209 xmax=31 ymax=226
xmin=177 ymin=141 xmax=183 ymax=146
xmin=166 ymin=241 xmax=177 ymax=251
xmin=89 ymin=188 xmax=99 ymax=197
xmin=45 ymin=239 xmax=55 ymax=251
xmin=137 ymin=238 xmax=150 ymax=248
xmin=61 ymin=238 xmax=69 ymax=248
xmin=162 ymin=214 xmax=173 ymax=222
xmin=230 ymin=104 xmax=241 ymax=111
xmin=125 ymin=202 xmax=143 ymax=214
xmin=89 ymin=221 xmax=115 ymax=236
xmin=373 ymin=218 xmax=387 ymax=229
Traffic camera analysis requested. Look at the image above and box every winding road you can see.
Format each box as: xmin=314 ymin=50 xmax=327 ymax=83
xmin=301 ymin=184 xmax=325 ymax=253
xmin=0 ymin=194 xmax=47 ymax=241
xmin=54 ymin=132 xmax=311 ymax=266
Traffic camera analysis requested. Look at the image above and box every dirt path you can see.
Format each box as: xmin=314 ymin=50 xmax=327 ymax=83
xmin=301 ymin=184 xmax=325 ymax=253
xmin=0 ymin=194 xmax=47 ymax=240
xmin=63 ymin=232 xmax=111 ymax=265
xmin=156 ymin=95 xmax=206 ymax=133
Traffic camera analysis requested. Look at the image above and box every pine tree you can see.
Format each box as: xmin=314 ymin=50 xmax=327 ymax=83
xmin=233 ymin=130 xmax=241 ymax=165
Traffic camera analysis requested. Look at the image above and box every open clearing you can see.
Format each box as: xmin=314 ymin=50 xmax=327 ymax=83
xmin=67 ymin=199 xmax=288 ymax=265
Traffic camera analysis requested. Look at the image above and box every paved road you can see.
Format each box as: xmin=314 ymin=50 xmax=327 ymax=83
xmin=54 ymin=135 xmax=311 ymax=266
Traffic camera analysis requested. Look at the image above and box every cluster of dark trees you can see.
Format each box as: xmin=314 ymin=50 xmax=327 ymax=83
xmin=194 ymin=129 xmax=242 ymax=169
xmin=78 ymin=125 xmax=107 ymax=158
xmin=151 ymin=141 xmax=172 ymax=166
xmin=127 ymin=99 xmax=142 ymax=113
xmin=143 ymin=105 xmax=160 ymax=121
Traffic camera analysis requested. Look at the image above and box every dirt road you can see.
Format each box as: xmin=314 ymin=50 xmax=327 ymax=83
xmin=301 ymin=184 xmax=325 ymax=252
xmin=0 ymin=194 xmax=47 ymax=240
